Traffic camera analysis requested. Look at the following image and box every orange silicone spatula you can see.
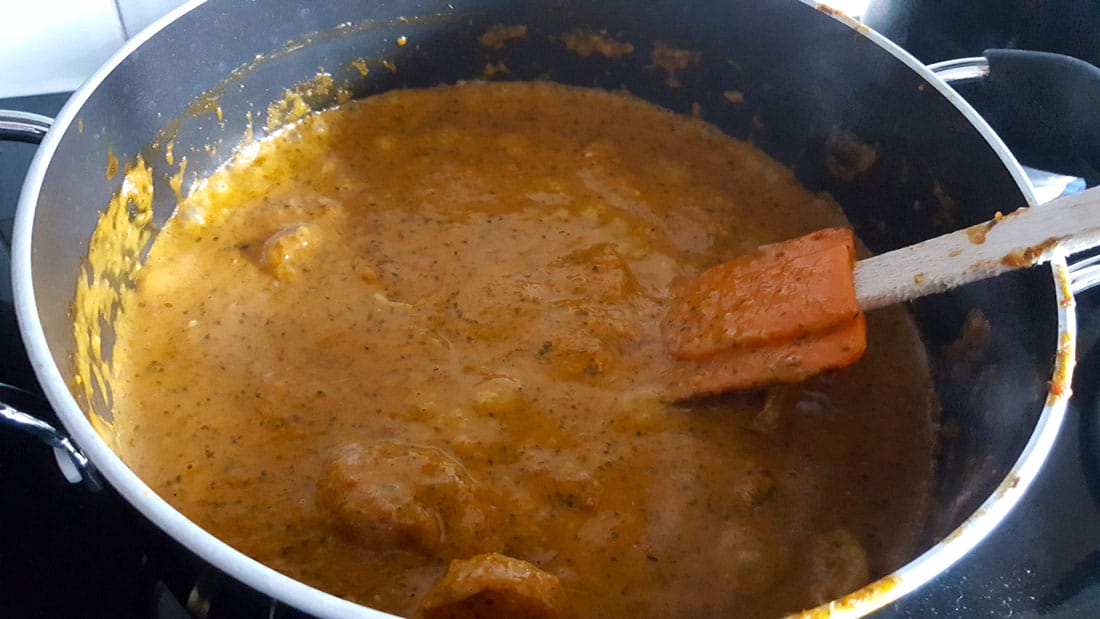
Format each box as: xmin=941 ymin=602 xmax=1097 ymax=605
xmin=664 ymin=184 xmax=1100 ymax=399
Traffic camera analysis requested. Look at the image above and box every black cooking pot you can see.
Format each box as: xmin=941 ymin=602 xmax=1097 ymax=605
xmin=0 ymin=0 xmax=1091 ymax=616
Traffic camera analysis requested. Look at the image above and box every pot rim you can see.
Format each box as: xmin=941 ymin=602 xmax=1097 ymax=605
xmin=9 ymin=1 xmax=1075 ymax=618
xmin=791 ymin=3 xmax=1076 ymax=617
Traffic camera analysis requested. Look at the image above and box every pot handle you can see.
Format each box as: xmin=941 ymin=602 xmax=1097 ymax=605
xmin=1 ymin=115 xmax=102 ymax=491
xmin=0 ymin=110 xmax=53 ymax=144
xmin=1068 ymin=254 xmax=1100 ymax=296
xmin=930 ymin=49 xmax=1100 ymax=186
xmin=0 ymin=385 xmax=103 ymax=491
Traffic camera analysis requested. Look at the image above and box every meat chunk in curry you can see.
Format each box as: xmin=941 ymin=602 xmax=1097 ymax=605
xmin=315 ymin=442 xmax=493 ymax=558
xmin=421 ymin=553 xmax=565 ymax=619
xmin=105 ymin=81 xmax=937 ymax=618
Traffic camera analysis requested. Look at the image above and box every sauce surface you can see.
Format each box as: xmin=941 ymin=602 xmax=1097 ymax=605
xmin=108 ymin=81 xmax=937 ymax=618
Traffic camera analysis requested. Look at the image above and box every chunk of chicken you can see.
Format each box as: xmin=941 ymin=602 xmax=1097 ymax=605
xmin=730 ymin=463 xmax=776 ymax=510
xmin=262 ymin=222 xmax=318 ymax=280
xmin=712 ymin=525 xmax=786 ymax=594
xmin=315 ymin=442 xmax=492 ymax=557
xmin=806 ymin=528 xmax=871 ymax=604
xmin=420 ymin=553 xmax=566 ymax=619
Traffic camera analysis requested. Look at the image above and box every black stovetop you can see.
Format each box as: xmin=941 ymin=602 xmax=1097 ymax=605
xmin=3 ymin=67 xmax=1100 ymax=619
xmin=0 ymin=94 xmax=187 ymax=619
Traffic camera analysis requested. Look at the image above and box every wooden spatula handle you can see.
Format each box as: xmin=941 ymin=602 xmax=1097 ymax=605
xmin=853 ymin=185 xmax=1100 ymax=311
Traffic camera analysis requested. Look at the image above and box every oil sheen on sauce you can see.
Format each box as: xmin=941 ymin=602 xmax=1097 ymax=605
xmin=107 ymin=81 xmax=937 ymax=618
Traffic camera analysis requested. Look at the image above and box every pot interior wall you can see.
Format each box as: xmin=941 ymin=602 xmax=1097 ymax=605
xmin=28 ymin=0 xmax=1055 ymax=574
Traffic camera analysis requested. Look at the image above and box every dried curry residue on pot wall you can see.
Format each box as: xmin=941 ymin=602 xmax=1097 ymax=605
xmin=96 ymin=81 xmax=936 ymax=618
xmin=72 ymin=155 xmax=155 ymax=444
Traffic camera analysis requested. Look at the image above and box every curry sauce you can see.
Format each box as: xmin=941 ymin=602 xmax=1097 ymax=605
xmin=106 ymin=81 xmax=937 ymax=618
